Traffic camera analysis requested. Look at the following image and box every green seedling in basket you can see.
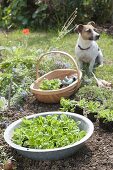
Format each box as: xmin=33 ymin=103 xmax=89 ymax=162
xmin=39 ymin=78 xmax=62 ymax=90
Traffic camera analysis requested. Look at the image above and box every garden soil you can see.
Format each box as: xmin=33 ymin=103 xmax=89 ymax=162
xmin=0 ymin=100 xmax=113 ymax=170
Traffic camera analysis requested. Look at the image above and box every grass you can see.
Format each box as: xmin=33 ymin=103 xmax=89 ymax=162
xmin=0 ymin=29 xmax=113 ymax=108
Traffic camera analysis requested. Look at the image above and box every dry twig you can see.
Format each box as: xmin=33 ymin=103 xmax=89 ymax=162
xmin=92 ymin=72 xmax=112 ymax=89
xmin=57 ymin=9 xmax=77 ymax=40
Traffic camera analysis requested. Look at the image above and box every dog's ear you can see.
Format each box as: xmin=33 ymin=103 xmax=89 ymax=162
xmin=75 ymin=24 xmax=84 ymax=33
xmin=87 ymin=21 xmax=96 ymax=27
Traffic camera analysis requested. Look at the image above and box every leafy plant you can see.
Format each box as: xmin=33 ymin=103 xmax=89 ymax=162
xmin=60 ymin=97 xmax=77 ymax=112
xmin=77 ymin=98 xmax=87 ymax=108
xmin=0 ymin=97 xmax=8 ymax=111
xmin=39 ymin=78 xmax=61 ymax=90
xmin=60 ymin=98 xmax=88 ymax=112
xmin=0 ymin=40 xmax=41 ymax=106
xmin=1 ymin=0 xmax=113 ymax=29
xmin=86 ymin=101 xmax=100 ymax=113
xmin=76 ymin=85 xmax=113 ymax=104
xmin=103 ymin=99 xmax=113 ymax=110
xmin=12 ymin=114 xmax=86 ymax=149
xmin=97 ymin=109 xmax=113 ymax=122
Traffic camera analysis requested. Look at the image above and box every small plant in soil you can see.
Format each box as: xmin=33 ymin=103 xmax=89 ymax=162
xmin=60 ymin=97 xmax=77 ymax=112
xmin=86 ymin=101 xmax=100 ymax=122
xmin=75 ymin=98 xmax=87 ymax=115
xmin=76 ymin=85 xmax=113 ymax=104
xmin=103 ymin=99 xmax=113 ymax=110
xmin=60 ymin=98 xmax=87 ymax=115
xmin=39 ymin=78 xmax=62 ymax=90
xmin=12 ymin=114 xmax=86 ymax=149
xmin=97 ymin=109 xmax=113 ymax=131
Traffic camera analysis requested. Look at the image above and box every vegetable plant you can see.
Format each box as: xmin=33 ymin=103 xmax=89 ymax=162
xmin=60 ymin=98 xmax=87 ymax=113
xmin=77 ymin=98 xmax=87 ymax=108
xmin=97 ymin=109 xmax=113 ymax=122
xmin=60 ymin=97 xmax=77 ymax=112
xmin=12 ymin=114 xmax=86 ymax=149
xmin=39 ymin=78 xmax=62 ymax=90
xmin=86 ymin=101 xmax=100 ymax=113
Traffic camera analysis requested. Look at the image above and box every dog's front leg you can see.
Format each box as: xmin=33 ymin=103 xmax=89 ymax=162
xmin=98 ymin=50 xmax=103 ymax=67
xmin=89 ymin=59 xmax=95 ymax=73
xmin=78 ymin=59 xmax=83 ymax=70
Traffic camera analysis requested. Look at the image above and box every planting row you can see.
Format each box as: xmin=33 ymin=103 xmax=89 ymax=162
xmin=60 ymin=98 xmax=113 ymax=132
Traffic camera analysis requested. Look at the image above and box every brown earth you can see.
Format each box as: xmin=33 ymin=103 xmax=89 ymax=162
xmin=0 ymin=100 xmax=113 ymax=170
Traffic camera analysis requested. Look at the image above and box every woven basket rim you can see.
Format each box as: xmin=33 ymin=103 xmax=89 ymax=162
xmin=30 ymin=51 xmax=82 ymax=102
xmin=30 ymin=69 xmax=82 ymax=94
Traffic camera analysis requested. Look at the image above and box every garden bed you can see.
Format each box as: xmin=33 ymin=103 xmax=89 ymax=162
xmin=0 ymin=30 xmax=113 ymax=170
xmin=1 ymin=101 xmax=113 ymax=170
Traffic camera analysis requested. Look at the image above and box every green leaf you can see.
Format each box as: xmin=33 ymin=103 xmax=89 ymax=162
xmin=12 ymin=114 xmax=86 ymax=149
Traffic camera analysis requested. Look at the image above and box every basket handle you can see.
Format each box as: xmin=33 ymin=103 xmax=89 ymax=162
xmin=36 ymin=50 xmax=81 ymax=83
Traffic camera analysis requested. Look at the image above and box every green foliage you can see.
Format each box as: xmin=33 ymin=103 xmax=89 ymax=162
xmin=77 ymin=98 xmax=87 ymax=108
xmin=0 ymin=30 xmax=113 ymax=109
xmin=0 ymin=4 xmax=12 ymax=28
xmin=60 ymin=97 xmax=77 ymax=112
xmin=12 ymin=114 xmax=86 ymax=149
xmin=97 ymin=109 xmax=113 ymax=122
xmin=0 ymin=40 xmax=41 ymax=106
xmin=104 ymin=99 xmax=113 ymax=110
xmin=91 ymin=0 xmax=113 ymax=24
xmin=39 ymin=78 xmax=61 ymax=90
xmin=0 ymin=97 xmax=8 ymax=111
xmin=60 ymin=98 xmax=87 ymax=112
xmin=76 ymin=85 xmax=113 ymax=104
xmin=1 ymin=0 xmax=113 ymax=29
xmin=60 ymin=97 xmax=101 ymax=114
xmin=86 ymin=101 xmax=100 ymax=113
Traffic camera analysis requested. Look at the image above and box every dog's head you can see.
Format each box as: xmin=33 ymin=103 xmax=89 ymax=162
xmin=75 ymin=21 xmax=100 ymax=41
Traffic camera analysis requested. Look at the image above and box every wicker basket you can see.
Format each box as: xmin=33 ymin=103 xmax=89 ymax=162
xmin=30 ymin=51 xmax=82 ymax=103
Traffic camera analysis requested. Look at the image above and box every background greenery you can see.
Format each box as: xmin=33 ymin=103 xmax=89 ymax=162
xmin=0 ymin=0 xmax=113 ymax=29
xmin=0 ymin=30 xmax=113 ymax=108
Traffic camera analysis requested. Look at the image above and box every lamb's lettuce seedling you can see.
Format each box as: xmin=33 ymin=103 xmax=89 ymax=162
xmin=77 ymin=98 xmax=87 ymax=108
xmin=60 ymin=98 xmax=87 ymax=112
xmin=97 ymin=109 xmax=113 ymax=122
xmin=39 ymin=78 xmax=61 ymax=90
xmin=60 ymin=97 xmax=77 ymax=112
xmin=86 ymin=101 xmax=100 ymax=112
xmin=12 ymin=114 xmax=86 ymax=149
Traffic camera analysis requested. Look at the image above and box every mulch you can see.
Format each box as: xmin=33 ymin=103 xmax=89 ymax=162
xmin=1 ymin=100 xmax=113 ymax=170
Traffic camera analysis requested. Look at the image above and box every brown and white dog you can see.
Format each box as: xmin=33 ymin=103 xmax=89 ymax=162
xmin=75 ymin=21 xmax=103 ymax=73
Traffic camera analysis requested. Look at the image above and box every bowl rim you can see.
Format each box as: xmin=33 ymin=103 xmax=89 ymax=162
xmin=4 ymin=111 xmax=94 ymax=152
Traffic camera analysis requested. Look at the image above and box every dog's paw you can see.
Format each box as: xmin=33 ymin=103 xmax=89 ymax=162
xmin=82 ymin=78 xmax=93 ymax=85
xmin=98 ymin=64 xmax=103 ymax=67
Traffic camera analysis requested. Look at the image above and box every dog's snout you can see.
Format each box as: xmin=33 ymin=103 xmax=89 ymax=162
xmin=96 ymin=34 xmax=100 ymax=40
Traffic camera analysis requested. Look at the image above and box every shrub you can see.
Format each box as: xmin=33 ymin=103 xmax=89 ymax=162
xmin=1 ymin=0 xmax=113 ymax=29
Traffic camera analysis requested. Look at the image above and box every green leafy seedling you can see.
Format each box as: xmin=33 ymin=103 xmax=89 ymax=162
xmin=97 ymin=109 xmax=113 ymax=122
xmin=86 ymin=101 xmax=100 ymax=113
xmin=12 ymin=114 xmax=86 ymax=149
xmin=39 ymin=78 xmax=61 ymax=90
xmin=60 ymin=97 xmax=77 ymax=112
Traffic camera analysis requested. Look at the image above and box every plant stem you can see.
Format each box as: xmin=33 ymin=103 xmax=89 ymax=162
xmin=8 ymin=78 xmax=12 ymax=110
